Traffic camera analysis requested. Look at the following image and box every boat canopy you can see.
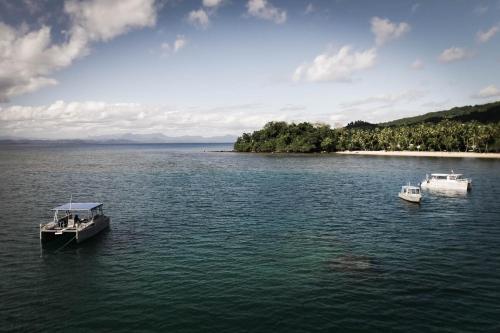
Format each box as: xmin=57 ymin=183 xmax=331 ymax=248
xmin=52 ymin=203 xmax=103 ymax=211
xmin=431 ymin=173 xmax=463 ymax=177
xmin=402 ymin=185 xmax=420 ymax=190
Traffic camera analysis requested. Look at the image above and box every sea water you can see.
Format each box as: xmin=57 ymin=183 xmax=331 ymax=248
xmin=0 ymin=143 xmax=499 ymax=332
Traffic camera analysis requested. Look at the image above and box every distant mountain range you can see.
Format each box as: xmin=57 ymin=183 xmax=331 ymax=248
xmin=87 ymin=133 xmax=237 ymax=143
xmin=0 ymin=133 xmax=237 ymax=144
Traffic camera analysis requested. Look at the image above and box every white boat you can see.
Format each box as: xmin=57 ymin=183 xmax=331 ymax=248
xmin=40 ymin=202 xmax=110 ymax=244
xmin=420 ymin=171 xmax=471 ymax=192
xmin=398 ymin=184 xmax=422 ymax=203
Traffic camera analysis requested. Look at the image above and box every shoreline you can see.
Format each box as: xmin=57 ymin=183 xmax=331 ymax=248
xmin=215 ymin=150 xmax=500 ymax=158
xmin=336 ymin=151 xmax=500 ymax=159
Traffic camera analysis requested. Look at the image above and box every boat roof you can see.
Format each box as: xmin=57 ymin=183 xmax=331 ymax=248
xmin=402 ymin=185 xmax=420 ymax=189
xmin=431 ymin=173 xmax=462 ymax=176
xmin=52 ymin=203 xmax=103 ymax=211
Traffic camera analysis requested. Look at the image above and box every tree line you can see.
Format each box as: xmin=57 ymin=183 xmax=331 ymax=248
xmin=234 ymin=120 xmax=500 ymax=153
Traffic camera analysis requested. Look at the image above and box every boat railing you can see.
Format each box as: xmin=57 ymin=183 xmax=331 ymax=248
xmin=40 ymin=221 xmax=57 ymax=229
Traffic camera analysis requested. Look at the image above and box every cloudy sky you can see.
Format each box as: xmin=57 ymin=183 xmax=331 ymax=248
xmin=1 ymin=0 xmax=500 ymax=139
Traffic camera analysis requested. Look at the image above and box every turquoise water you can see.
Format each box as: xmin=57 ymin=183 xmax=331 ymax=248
xmin=1 ymin=143 xmax=499 ymax=332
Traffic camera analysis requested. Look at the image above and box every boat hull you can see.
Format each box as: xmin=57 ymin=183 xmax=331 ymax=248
xmin=40 ymin=216 xmax=110 ymax=244
xmin=420 ymin=180 xmax=470 ymax=192
xmin=40 ymin=229 xmax=75 ymax=243
xmin=398 ymin=192 xmax=421 ymax=203
xmin=76 ymin=217 xmax=110 ymax=243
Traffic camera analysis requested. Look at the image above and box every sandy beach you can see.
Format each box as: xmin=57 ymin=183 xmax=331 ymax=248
xmin=336 ymin=151 xmax=500 ymax=159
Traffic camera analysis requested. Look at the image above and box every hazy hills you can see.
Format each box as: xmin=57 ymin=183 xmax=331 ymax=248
xmin=0 ymin=133 xmax=237 ymax=144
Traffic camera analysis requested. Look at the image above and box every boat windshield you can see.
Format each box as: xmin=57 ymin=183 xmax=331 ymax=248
xmin=403 ymin=187 xmax=420 ymax=194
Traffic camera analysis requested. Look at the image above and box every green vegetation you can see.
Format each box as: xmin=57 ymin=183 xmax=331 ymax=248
xmin=234 ymin=102 xmax=500 ymax=153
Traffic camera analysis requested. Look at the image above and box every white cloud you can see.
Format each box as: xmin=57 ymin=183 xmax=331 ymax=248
xmin=246 ymin=0 xmax=287 ymax=24
xmin=64 ymin=0 xmax=156 ymax=42
xmin=474 ymin=85 xmax=500 ymax=98
xmin=0 ymin=100 xmax=317 ymax=139
xmin=371 ymin=17 xmax=410 ymax=46
xmin=188 ymin=8 xmax=210 ymax=29
xmin=411 ymin=3 xmax=420 ymax=13
xmin=476 ymin=25 xmax=499 ymax=43
xmin=0 ymin=0 xmax=157 ymax=102
xmin=174 ymin=35 xmax=187 ymax=52
xmin=438 ymin=47 xmax=473 ymax=63
xmin=410 ymin=58 xmax=424 ymax=70
xmin=202 ymin=0 xmax=223 ymax=7
xmin=0 ymin=22 xmax=86 ymax=102
xmin=280 ymin=104 xmax=307 ymax=111
xmin=188 ymin=0 xmax=225 ymax=29
xmin=160 ymin=42 xmax=170 ymax=56
xmin=474 ymin=4 xmax=488 ymax=15
xmin=292 ymin=46 xmax=376 ymax=82
xmin=340 ymin=90 xmax=425 ymax=109
xmin=159 ymin=35 xmax=188 ymax=56
xmin=305 ymin=3 xmax=315 ymax=14
xmin=421 ymin=99 xmax=451 ymax=109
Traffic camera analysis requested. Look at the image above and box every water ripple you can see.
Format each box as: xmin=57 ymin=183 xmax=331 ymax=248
xmin=0 ymin=144 xmax=499 ymax=332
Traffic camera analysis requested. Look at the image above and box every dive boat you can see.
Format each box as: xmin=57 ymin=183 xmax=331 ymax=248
xmin=40 ymin=202 xmax=110 ymax=244
xmin=398 ymin=184 xmax=422 ymax=203
xmin=420 ymin=171 xmax=471 ymax=192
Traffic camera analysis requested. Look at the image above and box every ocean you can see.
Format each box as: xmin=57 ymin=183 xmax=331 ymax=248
xmin=0 ymin=143 xmax=499 ymax=332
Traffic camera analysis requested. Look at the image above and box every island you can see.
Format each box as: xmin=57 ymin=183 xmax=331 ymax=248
xmin=234 ymin=101 xmax=500 ymax=155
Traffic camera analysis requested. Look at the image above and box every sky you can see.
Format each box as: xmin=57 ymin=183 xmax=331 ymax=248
xmin=0 ymin=0 xmax=500 ymax=139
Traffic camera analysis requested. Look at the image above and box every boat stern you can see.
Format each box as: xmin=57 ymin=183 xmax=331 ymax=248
xmin=40 ymin=229 xmax=77 ymax=247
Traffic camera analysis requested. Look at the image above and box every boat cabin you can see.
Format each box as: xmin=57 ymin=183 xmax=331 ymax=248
xmin=52 ymin=202 xmax=104 ymax=228
xmin=429 ymin=173 xmax=465 ymax=181
xmin=401 ymin=186 xmax=420 ymax=195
